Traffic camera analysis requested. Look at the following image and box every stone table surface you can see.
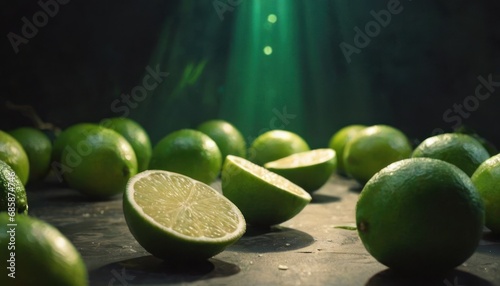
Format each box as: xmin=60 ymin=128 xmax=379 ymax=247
xmin=29 ymin=175 xmax=500 ymax=286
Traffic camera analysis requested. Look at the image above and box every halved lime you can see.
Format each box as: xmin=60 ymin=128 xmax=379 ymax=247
xmin=264 ymin=149 xmax=337 ymax=193
xmin=123 ymin=170 xmax=246 ymax=261
xmin=222 ymin=155 xmax=312 ymax=226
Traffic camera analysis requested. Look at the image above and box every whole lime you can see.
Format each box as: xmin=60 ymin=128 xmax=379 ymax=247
xmin=344 ymin=125 xmax=412 ymax=184
xmin=52 ymin=123 xmax=98 ymax=165
xmin=60 ymin=125 xmax=138 ymax=198
xmin=197 ymin=119 xmax=247 ymax=159
xmin=412 ymin=133 xmax=490 ymax=176
xmin=9 ymin=127 xmax=52 ymax=183
xmin=0 ymin=130 xmax=29 ymax=186
xmin=0 ymin=213 xmax=88 ymax=286
xmin=100 ymin=117 xmax=152 ymax=172
xmin=249 ymin=130 xmax=310 ymax=166
xmin=328 ymin=125 xmax=366 ymax=175
xmin=471 ymin=153 xmax=500 ymax=234
xmin=356 ymin=158 xmax=484 ymax=275
xmin=149 ymin=129 xmax=222 ymax=184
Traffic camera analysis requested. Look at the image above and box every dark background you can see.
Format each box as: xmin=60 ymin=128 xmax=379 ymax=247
xmin=1 ymin=0 xmax=500 ymax=148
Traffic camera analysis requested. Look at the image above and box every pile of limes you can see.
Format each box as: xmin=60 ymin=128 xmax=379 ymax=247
xmin=2 ymin=115 xmax=499 ymax=279
xmin=327 ymin=124 xmax=499 ymax=275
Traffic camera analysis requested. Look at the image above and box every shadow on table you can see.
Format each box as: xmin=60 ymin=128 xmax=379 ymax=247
xmin=228 ymin=225 xmax=315 ymax=253
xmin=89 ymin=255 xmax=239 ymax=285
xmin=476 ymin=231 xmax=500 ymax=255
xmin=482 ymin=231 xmax=500 ymax=243
xmin=365 ymin=268 xmax=493 ymax=286
xmin=311 ymin=193 xmax=341 ymax=204
xmin=28 ymin=186 xmax=122 ymax=205
xmin=348 ymin=184 xmax=364 ymax=193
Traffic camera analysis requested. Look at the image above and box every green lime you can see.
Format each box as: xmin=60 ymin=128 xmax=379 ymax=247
xmin=52 ymin=123 xmax=98 ymax=165
xmin=60 ymin=125 xmax=138 ymax=198
xmin=356 ymin=158 xmax=484 ymax=275
xmin=0 ymin=160 xmax=28 ymax=214
xmin=412 ymin=133 xmax=490 ymax=176
xmin=100 ymin=117 xmax=152 ymax=172
xmin=249 ymin=130 xmax=310 ymax=166
xmin=0 ymin=213 xmax=88 ymax=286
xmin=149 ymin=129 xmax=222 ymax=184
xmin=197 ymin=119 xmax=247 ymax=159
xmin=328 ymin=125 xmax=366 ymax=175
xmin=471 ymin=154 xmax=500 ymax=234
xmin=123 ymin=170 xmax=245 ymax=261
xmin=264 ymin=148 xmax=337 ymax=193
xmin=0 ymin=130 xmax=29 ymax=186
xmin=222 ymin=155 xmax=311 ymax=226
xmin=9 ymin=127 xmax=52 ymax=183
xmin=343 ymin=125 xmax=412 ymax=184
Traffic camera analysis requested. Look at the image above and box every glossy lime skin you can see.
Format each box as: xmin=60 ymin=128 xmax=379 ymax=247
xmin=412 ymin=133 xmax=490 ymax=176
xmin=472 ymin=154 xmax=500 ymax=234
xmin=357 ymin=158 xmax=484 ymax=275
xmin=9 ymin=127 xmax=52 ymax=183
xmin=0 ymin=213 xmax=88 ymax=286
xmin=150 ymin=129 xmax=222 ymax=184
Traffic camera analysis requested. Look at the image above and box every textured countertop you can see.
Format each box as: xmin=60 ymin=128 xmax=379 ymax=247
xmin=29 ymin=175 xmax=500 ymax=286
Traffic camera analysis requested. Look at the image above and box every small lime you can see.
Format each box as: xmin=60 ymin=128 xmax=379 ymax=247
xmin=412 ymin=133 xmax=490 ymax=176
xmin=344 ymin=125 xmax=412 ymax=184
xmin=197 ymin=119 xmax=247 ymax=159
xmin=249 ymin=130 xmax=310 ymax=166
xmin=0 ymin=130 xmax=29 ymax=186
xmin=60 ymin=125 xmax=138 ymax=198
xmin=149 ymin=129 xmax=222 ymax=184
xmin=328 ymin=125 xmax=366 ymax=175
xmin=9 ymin=127 xmax=52 ymax=183
xmin=52 ymin=123 xmax=98 ymax=165
xmin=100 ymin=117 xmax=152 ymax=172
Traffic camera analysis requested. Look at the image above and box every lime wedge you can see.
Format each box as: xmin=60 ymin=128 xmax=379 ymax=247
xmin=123 ymin=170 xmax=246 ymax=261
xmin=222 ymin=155 xmax=312 ymax=226
xmin=264 ymin=149 xmax=337 ymax=192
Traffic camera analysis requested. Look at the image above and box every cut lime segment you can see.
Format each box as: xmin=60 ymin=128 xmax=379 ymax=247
xmin=222 ymin=155 xmax=312 ymax=226
xmin=264 ymin=149 xmax=337 ymax=193
xmin=123 ymin=170 xmax=246 ymax=261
